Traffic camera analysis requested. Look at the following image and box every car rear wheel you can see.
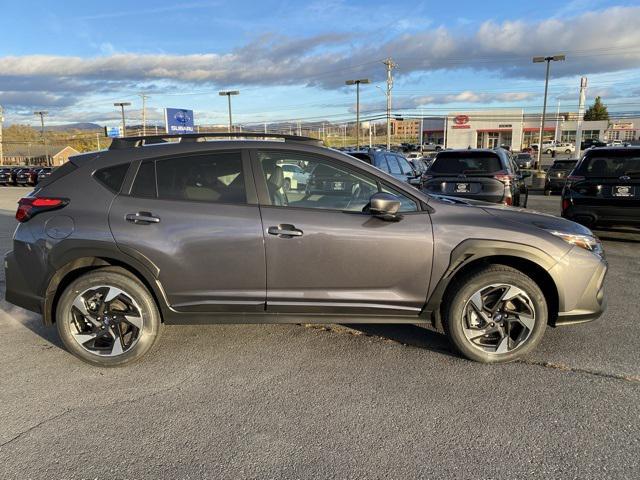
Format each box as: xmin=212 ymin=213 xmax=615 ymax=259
xmin=443 ymin=265 xmax=547 ymax=363
xmin=56 ymin=268 xmax=162 ymax=367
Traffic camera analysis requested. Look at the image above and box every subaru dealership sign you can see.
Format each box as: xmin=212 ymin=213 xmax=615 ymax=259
xmin=164 ymin=108 xmax=195 ymax=133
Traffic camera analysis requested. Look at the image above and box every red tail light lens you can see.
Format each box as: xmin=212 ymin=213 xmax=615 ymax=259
xmin=494 ymin=171 xmax=513 ymax=184
xmin=16 ymin=197 xmax=68 ymax=222
xmin=562 ymin=198 xmax=571 ymax=212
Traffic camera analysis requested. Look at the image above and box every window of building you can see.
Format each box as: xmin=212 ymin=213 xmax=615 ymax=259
xmin=155 ymin=152 xmax=245 ymax=204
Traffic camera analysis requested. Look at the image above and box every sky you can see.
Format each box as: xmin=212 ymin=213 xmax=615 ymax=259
xmin=1 ymin=0 xmax=640 ymax=127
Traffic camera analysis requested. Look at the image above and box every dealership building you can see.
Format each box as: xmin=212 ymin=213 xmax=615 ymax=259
xmin=400 ymin=109 xmax=639 ymax=150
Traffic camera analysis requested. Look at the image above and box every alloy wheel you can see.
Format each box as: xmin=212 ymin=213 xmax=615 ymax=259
xmin=462 ymin=283 xmax=536 ymax=354
xmin=68 ymin=285 xmax=144 ymax=356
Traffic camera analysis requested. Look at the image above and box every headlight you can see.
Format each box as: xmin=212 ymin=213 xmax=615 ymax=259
xmin=548 ymin=230 xmax=604 ymax=257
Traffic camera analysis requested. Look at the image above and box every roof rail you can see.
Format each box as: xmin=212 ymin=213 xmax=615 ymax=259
xmin=108 ymin=132 xmax=323 ymax=150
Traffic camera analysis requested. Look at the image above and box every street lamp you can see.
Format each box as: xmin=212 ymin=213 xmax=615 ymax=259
xmin=113 ymin=102 xmax=131 ymax=137
xmin=533 ymin=55 xmax=565 ymax=171
xmin=345 ymin=79 xmax=370 ymax=150
xmin=33 ymin=111 xmax=49 ymax=166
xmin=219 ymin=90 xmax=240 ymax=133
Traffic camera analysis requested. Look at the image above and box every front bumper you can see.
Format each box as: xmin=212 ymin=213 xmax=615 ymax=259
xmin=549 ymin=246 xmax=607 ymax=326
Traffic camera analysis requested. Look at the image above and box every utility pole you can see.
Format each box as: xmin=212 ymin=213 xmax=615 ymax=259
xmin=96 ymin=132 xmax=101 ymax=150
xmin=383 ymin=58 xmax=397 ymax=150
xmin=219 ymin=90 xmax=239 ymax=133
xmin=33 ymin=111 xmax=49 ymax=166
xmin=532 ymin=55 xmax=565 ymax=171
xmin=140 ymin=93 xmax=148 ymax=136
xmin=345 ymin=79 xmax=370 ymax=150
xmin=575 ymin=77 xmax=588 ymax=159
xmin=554 ymin=99 xmax=561 ymax=143
xmin=0 ymin=105 xmax=4 ymax=165
xmin=114 ymin=102 xmax=131 ymax=137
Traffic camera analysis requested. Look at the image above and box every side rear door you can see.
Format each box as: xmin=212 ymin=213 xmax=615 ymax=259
xmin=109 ymin=149 xmax=266 ymax=313
xmin=252 ymin=148 xmax=433 ymax=316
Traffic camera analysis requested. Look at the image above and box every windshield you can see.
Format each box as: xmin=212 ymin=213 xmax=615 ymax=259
xmin=575 ymin=155 xmax=640 ymax=177
xmin=430 ymin=152 xmax=503 ymax=175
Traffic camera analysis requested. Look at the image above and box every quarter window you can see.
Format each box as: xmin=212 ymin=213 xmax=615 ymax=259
xmin=131 ymin=161 xmax=156 ymax=197
xmin=94 ymin=163 xmax=130 ymax=193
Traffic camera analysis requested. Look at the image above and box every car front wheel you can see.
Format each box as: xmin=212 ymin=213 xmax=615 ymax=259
xmin=56 ymin=268 xmax=162 ymax=367
xmin=443 ymin=265 xmax=547 ymax=363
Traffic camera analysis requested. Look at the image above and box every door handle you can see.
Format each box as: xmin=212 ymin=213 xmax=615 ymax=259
xmin=268 ymin=224 xmax=303 ymax=238
xmin=125 ymin=212 xmax=160 ymax=224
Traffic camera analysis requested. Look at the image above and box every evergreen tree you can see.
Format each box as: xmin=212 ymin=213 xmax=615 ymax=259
xmin=583 ymin=96 xmax=609 ymax=121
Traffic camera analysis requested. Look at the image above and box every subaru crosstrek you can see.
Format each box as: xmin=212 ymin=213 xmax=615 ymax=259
xmin=5 ymin=133 xmax=607 ymax=367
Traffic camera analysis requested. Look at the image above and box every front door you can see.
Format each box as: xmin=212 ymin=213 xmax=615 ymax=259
xmin=109 ymin=150 xmax=266 ymax=312
xmin=252 ymin=149 xmax=433 ymax=316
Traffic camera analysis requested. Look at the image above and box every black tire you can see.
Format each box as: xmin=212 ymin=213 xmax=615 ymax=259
xmin=442 ymin=265 xmax=547 ymax=363
xmin=56 ymin=268 xmax=162 ymax=367
xmin=544 ymin=189 xmax=551 ymax=196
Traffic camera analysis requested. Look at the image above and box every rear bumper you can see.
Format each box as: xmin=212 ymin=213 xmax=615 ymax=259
xmin=549 ymin=247 xmax=607 ymax=326
xmin=4 ymin=250 xmax=43 ymax=314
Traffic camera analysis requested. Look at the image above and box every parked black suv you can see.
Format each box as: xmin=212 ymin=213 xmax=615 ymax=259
xmin=545 ymin=159 xmax=577 ymax=195
xmin=424 ymin=148 xmax=529 ymax=206
xmin=562 ymin=147 xmax=640 ymax=228
xmin=6 ymin=133 xmax=607 ymax=367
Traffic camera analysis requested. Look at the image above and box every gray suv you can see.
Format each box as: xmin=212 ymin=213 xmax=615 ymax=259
xmin=5 ymin=133 xmax=607 ymax=367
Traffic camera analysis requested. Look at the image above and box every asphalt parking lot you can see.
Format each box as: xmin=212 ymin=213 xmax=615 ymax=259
xmin=0 ymin=187 xmax=638 ymax=479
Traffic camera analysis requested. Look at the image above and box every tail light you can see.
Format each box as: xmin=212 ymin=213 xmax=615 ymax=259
xmin=494 ymin=171 xmax=513 ymax=184
xmin=16 ymin=197 xmax=68 ymax=223
xmin=504 ymin=195 xmax=513 ymax=206
xmin=562 ymin=198 xmax=571 ymax=212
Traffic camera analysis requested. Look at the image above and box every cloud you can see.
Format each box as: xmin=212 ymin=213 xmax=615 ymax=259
xmin=0 ymin=5 xmax=639 ymax=116
xmin=358 ymin=91 xmax=537 ymax=112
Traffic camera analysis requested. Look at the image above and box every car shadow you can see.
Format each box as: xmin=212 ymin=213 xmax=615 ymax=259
xmin=341 ymin=323 xmax=458 ymax=358
xmin=0 ymin=299 xmax=66 ymax=350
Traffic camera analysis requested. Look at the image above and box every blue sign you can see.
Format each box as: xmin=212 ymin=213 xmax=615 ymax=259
xmin=165 ymin=108 xmax=195 ymax=133
xmin=105 ymin=126 xmax=122 ymax=138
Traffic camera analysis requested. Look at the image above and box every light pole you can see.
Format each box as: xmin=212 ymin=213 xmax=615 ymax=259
xmin=219 ymin=90 xmax=239 ymax=133
xmin=113 ymin=102 xmax=131 ymax=137
xmin=533 ymin=55 xmax=565 ymax=171
xmin=345 ymin=79 xmax=370 ymax=150
xmin=33 ymin=111 xmax=49 ymax=166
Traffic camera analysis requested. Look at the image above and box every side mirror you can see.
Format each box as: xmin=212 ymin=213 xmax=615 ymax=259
xmin=367 ymin=192 xmax=402 ymax=221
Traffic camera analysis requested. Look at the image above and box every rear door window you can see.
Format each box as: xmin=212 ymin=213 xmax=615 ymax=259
xmin=397 ymin=157 xmax=414 ymax=175
xmin=155 ymin=151 xmax=246 ymax=204
xmin=385 ymin=155 xmax=402 ymax=174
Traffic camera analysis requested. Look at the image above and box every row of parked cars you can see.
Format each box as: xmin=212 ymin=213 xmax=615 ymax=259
xmin=347 ymin=147 xmax=529 ymax=207
xmin=0 ymin=166 xmax=54 ymax=186
xmin=346 ymin=145 xmax=639 ymax=230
